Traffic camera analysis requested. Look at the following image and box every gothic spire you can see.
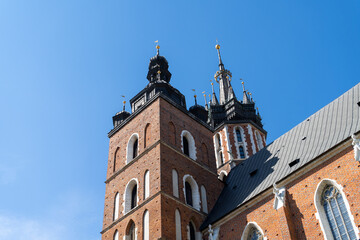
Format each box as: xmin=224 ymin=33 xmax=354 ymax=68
xmin=214 ymin=44 xmax=236 ymax=104
xmin=210 ymin=81 xmax=219 ymax=105
xmin=241 ymin=81 xmax=251 ymax=104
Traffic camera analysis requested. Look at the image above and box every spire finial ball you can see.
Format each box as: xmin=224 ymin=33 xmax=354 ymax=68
xmin=156 ymin=45 xmax=160 ymax=49
xmin=215 ymin=44 xmax=220 ymax=50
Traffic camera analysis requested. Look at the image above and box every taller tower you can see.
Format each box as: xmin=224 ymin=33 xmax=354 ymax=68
xmin=101 ymin=46 xmax=223 ymax=240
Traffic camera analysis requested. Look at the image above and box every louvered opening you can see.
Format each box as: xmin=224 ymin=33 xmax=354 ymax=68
xmin=302 ymin=137 xmax=307 ymax=141
xmin=249 ymin=169 xmax=258 ymax=177
xmin=289 ymin=158 xmax=300 ymax=167
xmin=357 ymin=101 xmax=360 ymax=107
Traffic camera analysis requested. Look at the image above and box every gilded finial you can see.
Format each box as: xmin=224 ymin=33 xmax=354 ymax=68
xmin=155 ymin=40 xmax=160 ymax=55
xmin=215 ymin=40 xmax=223 ymax=66
xmin=202 ymin=91 xmax=207 ymax=105
xmin=215 ymin=44 xmax=220 ymax=50
xmin=123 ymin=100 xmax=126 ymax=111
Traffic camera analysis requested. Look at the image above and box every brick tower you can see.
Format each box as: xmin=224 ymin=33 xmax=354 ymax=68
xmin=101 ymin=44 xmax=266 ymax=240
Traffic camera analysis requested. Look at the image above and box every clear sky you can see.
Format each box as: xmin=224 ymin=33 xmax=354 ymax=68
xmin=0 ymin=1 xmax=359 ymax=239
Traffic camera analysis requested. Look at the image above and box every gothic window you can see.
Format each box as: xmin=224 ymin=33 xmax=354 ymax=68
xmin=127 ymin=134 xmax=139 ymax=163
xmin=235 ymin=127 xmax=247 ymax=159
xmin=255 ymin=131 xmax=264 ymax=150
xmin=113 ymin=147 xmax=120 ymax=172
xmin=124 ymin=179 xmax=138 ymax=214
xmin=215 ymin=133 xmax=224 ymax=167
xmin=181 ymin=130 xmax=197 ymax=160
xmin=172 ymin=169 xmax=179 ymax=198
xmin=321 ymin=185 xmax=357 ymax=239
xmin=189 ymin=222 xmax=196 ymax=240
xmin=144 ymin=170 xmax=150 ymax=199
xmin=144 ymin=123 xmax=151 ymax=148
xmin=131 ymin=184 xmax=137 ymax=209
xmin=175 ymin=209 xmax=182 ymax=240
xmin=185 ymin=182 xmax=193 ymax=206
xmin=183 ymin=175 xmax=201 ymax=210
xmin=126 ymin=221 xmax=136 ymax=240
xmin=239 ymin=146 xmax=246 ymax=159
xmin=183 ymin=136 xmax=189 ymax=156
xmin=143 ymin=210 xmax=149 ymax=240
xmin=201 ymin=185 xmax=208 ymax=213
xmin=113 ymin=230 xmax=119 ymax=240
xmin=236 ymin=129 xmax=243 ymax=142
xmin=241 ymin=222 xmax=264 ymax=240
xmin=113 ymin=192 xmax=120 ymax=221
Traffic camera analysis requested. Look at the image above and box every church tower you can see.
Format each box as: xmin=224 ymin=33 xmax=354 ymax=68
xmin=101 ymin=44 xmax=266 ymax=240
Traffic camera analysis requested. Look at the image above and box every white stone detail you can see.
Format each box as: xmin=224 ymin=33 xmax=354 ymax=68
xmin=114 ymin=230 xmax=119 ymax=240
xmin=123 ymin=178 xmax=139 ymax=214
xmin=273 ymin=183 xmax=286 ymax=210
xmin=224 ymin=126 xmax=232 ymax=161
xmin=247 ymin=124 xmax=256 ymax=154
xmin=143 ymin=210 xmax=149 ymax=240
xmin=208 ymin=225 xmax=220 ymax=240
xmin=144 ymin=170 xmax=150 ymax=199
xmin=314 ymin=179 xmax=359 ymax=240
xmin=218 ymin=170 xmax=227 ymax=181
xmin=175 ymin=209 xmax=182 ymax=240
xmin=126 ymin=133 xmax=139 ymax=164
xmin=255 ymin=130 xmax=264 ymax=150
xmin=114 ymin=192 xmax=120 ymax=220
xmin=172 ymin=169 xmax=179 ymax=198
xmin=352 ymin=134 xmax=360 ymax=162
xmin=181 ymin=130 xmax=197 ymax=160
xmin=201 ymin=185 xmax=208 ymax=213
xmin=182 ymin=174 xmax=201 ymax=211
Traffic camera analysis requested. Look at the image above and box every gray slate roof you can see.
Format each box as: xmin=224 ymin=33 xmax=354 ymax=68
xmin=201 ymin=83 xmax=360 ymax=230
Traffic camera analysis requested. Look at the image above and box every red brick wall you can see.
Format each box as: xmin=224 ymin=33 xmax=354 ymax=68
xmin=214 ymin=145 xmax=360 ymax=240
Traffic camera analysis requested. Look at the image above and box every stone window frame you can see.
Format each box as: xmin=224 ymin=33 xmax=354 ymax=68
xmin=200 ymin=185 xmax=208 ymax=214
xmin=218 ymin=170 xmax=228 ymax=182
xmin=181 ymin=130 xmax=197 ymax=160
xmin=172 ymin=169 xmax=179 ymax=198
xmin=233 ymin=126 xmax=247 ymax=159
xmin=314 ymin=179 xmax=359 ymax=240
xmin=113 ymin=230 xmax=119 ymax=240
xmin=175 ymin=209 xmax=182 ymax=240
xmin=144 ymin=170 xmax=150 ymax=199
xmin=123 ymin=178 xmax=139 ymax=214
xmin=241 ymin=222 xmax=266 ymax=240
xmin=113 ymin=192 xmax=120 ymax=221
xmin=143 ymin=210 xmax=149 ymax=240
xmin=214 ymin=133 xmax=224 ymax=168
xmin=182 ymin=174 xmax=201 ymax=211
xmin=126 ymin=133 xmax=139 ymax=164
xmin=255 ymin=130 xmax=264 ymax=151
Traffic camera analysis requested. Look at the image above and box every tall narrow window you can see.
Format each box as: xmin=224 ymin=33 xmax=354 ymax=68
xmin=189 ymin=222 xmax=196 ymax=240
xmin=131 ymin=184 xmax=137 ymax=209
xmin=133 ymin=139 xmax=138 ymax=159
xmin=220 ymin=151 xmax=224 ymax=164
xmin=113 ymin=147 xmax=120 ymax=172
xmin=185 ymin=181 xmax=193 ymax=206
xmin=143 ymin=210 xmax=149 ymax=240
xmin=217 ymin=134 xmax=222 ymax=147
xmin=322 ymin=185 xmax=357 ymax=239
xmin=172 ymin=169 xmax=179 ymax=198
xmin=113 ymin=230 xmax=119 ymax=240
xmin=144 ymin=170 xmax=150 ymax=199
xmin=183 ymin=136 xmax=189 ymax=156
xmin=215 ymin=133 xmax=223 ymax=167
xmin=113 ymin=192 xmax=120 ymax=220
xmin=236 ymin=129 xmax=242 ymax=142
xmin=201 ymin=186 xmax=208 ymax=213
xmin=128 ymin=222 xmax=135 ymax=240
xmin=255 ymin=131 xmax=264 ymax=150
xmin=175 ymin=209 xmax=182 ymax=240
xmin=239 ymin=146 xmax=245 ymax=159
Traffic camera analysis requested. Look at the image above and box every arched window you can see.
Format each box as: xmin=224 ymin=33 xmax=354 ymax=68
xmin=113 ymin=230 xmax=119 ymax=240
xmin=175 ymin=209 xmax=182 ymax=240
xmin=127 ymin=134 xmax=139 ymax=163
xmin=126 ymin=220 xmax=136 ymax=240
xmin=255 ymin=131 xmax=264 ymax=150
xmin=183 ymin=175 xmax=200 ymax=210
xmin=183 ymin=136 xmax=189 ymax=156
xmin=113 ymin=192 xmax=120 ymax=221
xmin=315 ymin=179 xmax=358 ymax=240
xmin=234 ymin=127 xmax=247 ymax=159
xmin=200 ymin=185 xmax=208 ymax=213
xmin=181 ymin=130 xmax=197 ymax=160
xmin=143 ymin=210 xmax=149 ymax=240
xmin=144 ymin=170 xmax=150 ymax=199
xmin=124 ymin=179 xmax=138 ymax=214
xmin=241 ymin=222 xmax=264 ymax=240
xmin=113 ymin=147 xmax=120 ymax=172
xmin=172 ymin=169 xmax=179 ymax=198
xmin=214 ymin=133 xmax=224 ymax=167
xmin=189 ymin=222 xmax=196 ymax=240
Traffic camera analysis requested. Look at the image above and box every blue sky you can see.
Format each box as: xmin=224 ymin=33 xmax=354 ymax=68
xmin=0 ymin=1 xmax=359 ymax=239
